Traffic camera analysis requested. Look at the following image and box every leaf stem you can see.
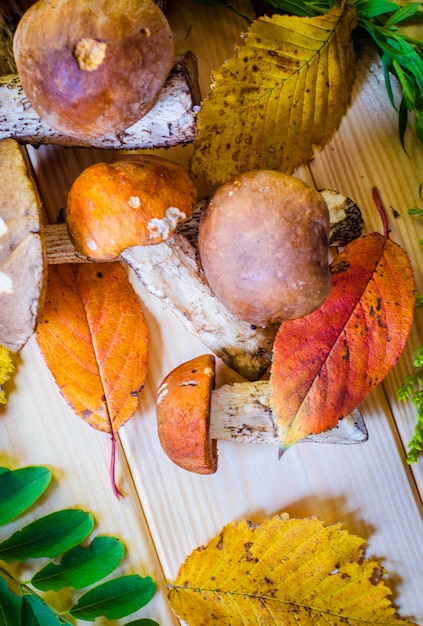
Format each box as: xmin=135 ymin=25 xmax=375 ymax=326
xmin=110 ymin=434 xmax=124 ymax=500
xmin=372 ymin=187 xmax=391 ymax=238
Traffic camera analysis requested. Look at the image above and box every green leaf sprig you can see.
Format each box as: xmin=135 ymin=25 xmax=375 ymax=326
xmin=397 ymin=185 xmax=423 ymax=464
xmin=0 ymin=465 xmax=159 ymax=625
xmin=398 ymin=339 xmax=423 ymax=463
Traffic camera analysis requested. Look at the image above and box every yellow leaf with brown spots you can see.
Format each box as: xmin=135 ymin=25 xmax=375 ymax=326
xmin=168 ymin=514 xmax=416 ymax=625
xmin=190 ymin=5 xmax=357 ymax=185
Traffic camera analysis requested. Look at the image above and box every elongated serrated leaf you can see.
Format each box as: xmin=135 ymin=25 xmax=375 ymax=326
xmin=0 ymin=575 xmax=22 ymax=626
xmin=0 ymin=466 xmax=52 ymax=526
xmin=69 ymin=575 xmax=156 ymax=621
xmin=21 ymin=595 xmax=65 ymax=626
xmin=31 ymin=535 xmax=125 ymax=591
xmin=190 ymin=6 xmax=357 ymax=184
xmin=168 ymin=515 xmax=417 ymax=625
xmin=0 ymin=509 xmax=94 ymax=563
xmin=36 ymin=263 xmax=149 ymax=435
xmin=270 ymin=232 xmax=416 ymax=449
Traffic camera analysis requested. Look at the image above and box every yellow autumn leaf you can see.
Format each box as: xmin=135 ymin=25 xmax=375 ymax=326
xmin=168 ymin=514 xmax=416 ymax=625
xmin=0 ymin=345 xmax=14 ymax=404
xmin=190 ymin=5 xmax=357 ymax=185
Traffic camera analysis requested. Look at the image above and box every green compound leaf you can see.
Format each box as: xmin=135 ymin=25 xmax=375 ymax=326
xmin=68 ymin=574 xmax=156 ymax=621
xmin=0 ymin=466 xmax=52 ymax=526
xmin=21 ymin=594 xmax=67 ymax=625
xmin=0 ymin=509 xmax=94 ymax=563
xmin=190 ymin=5 xmax=357 ymax=185
xmin=0 ymin=575 xmax=22 ymax=626
xmin=31 ymin=535 xmax=125 ymax=591
xmin=125 ymin=621 xmax=160 ymax=626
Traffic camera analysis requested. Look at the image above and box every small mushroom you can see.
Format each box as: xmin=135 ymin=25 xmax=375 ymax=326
xmin=198 ymin=170 xmax=332 ymax=327
xmin=156 ymin=354 xmax=368 ymax=474
xmin=13 ymin=0 xmax=174 ymax=139
xmin=0 ymin=138 xmax=46 ymax=352
xmin=66 ymin=154 xmax=198 ymax=260
xmin=157 ymin=354 xmax=218 ymax=474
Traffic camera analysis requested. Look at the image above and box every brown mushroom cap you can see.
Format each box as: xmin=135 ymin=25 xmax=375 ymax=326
xmin=198 ymin=170 xmax=331 ymax=327
xmin=156 ymin=354 xmax=218 ymax=474
xmin=0 ymin=139 xmax=47 ymax=352
xmin=13 ymin=0 xmax=174 ymax=139
xmin=66 ymin=154 xmax=198 ymax=261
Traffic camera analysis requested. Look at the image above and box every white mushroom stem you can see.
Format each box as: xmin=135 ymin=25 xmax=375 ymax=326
xmin=0 ymin=52 xmax=200 ymax=149
xmin=209 ymin=379 xmax=368 ymax=445
xmin=43 ymin=192 xmax=363 ymax=381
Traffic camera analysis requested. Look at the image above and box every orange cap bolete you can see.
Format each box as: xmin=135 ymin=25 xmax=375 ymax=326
xmin=66 ymin=154 xmax=198 ymax=261
xmin=156 ymin=354 xmax=218 ymax=474
xmin=13 ymin=0 xmax=174 ymax=140
xmin=156 ymin=353 xmax=368 ymax=474
xmin=198 ymin=170 xmax=331 ymax=327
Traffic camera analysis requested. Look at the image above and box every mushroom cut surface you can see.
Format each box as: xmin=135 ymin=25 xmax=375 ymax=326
xmin=198 ymin=170 xmax=331 ymax=327
xmin=13 ymin=0 xmax=174 ymax=139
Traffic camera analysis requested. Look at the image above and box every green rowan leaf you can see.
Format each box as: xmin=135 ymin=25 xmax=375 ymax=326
xmin=125 ymin=621 xmax=160 ymax=626
xmin=68 ymin=575 xmax=156 ymax=621
xmin=21 ymin=595 xmax=66 ymax=625
xmin=31 ymin=535 xmax=125 ymax=591
xmin=0 ymin=575 xmax=21 ymax=626
xmin=0 ymin=466 xmax=52 ymax=526
xmin=0 ymin=510 xmax=94 ymax=563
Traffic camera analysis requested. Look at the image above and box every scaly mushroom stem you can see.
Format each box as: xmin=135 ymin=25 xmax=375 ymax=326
xmin=209 ymin=379 xmax=367 ymax=445
xmin=43 ymin=191 xmax=363 ymax=381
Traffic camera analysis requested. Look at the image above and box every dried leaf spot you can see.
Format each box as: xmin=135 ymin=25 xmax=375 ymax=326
xmin=331 ymin=259 xmax=350 ymax=274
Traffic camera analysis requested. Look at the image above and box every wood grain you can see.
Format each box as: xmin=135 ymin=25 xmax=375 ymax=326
xmin=1 ymin=1 xmax=423 ymax=624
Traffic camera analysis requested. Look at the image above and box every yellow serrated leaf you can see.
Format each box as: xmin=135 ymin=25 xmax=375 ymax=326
xmin=168 ymin=514 xmax=416 ymax=625
xmin=0 ymin=345 xmax=14 ymax=404
xmin=190 ymin=6 xmax=358 ymax=185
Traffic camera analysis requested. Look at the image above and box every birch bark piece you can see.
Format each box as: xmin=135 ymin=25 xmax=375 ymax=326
xmin=0 ymin=138 xmax=46 ymax=352
xmin=0 ymin=52 xmax=200 ymax=149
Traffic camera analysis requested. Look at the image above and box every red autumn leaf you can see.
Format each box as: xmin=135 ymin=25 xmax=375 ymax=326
xmin=36 ymin=263 xmax=148 ymax=495
xmin=270 ymin=232 xmax=415 ymax=451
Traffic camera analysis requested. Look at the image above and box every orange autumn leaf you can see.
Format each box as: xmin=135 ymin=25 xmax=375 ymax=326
xmin=36 ymin=263 xmax=148 ymax=435
xmin=270 ymin=232 xmax=415 ymax=451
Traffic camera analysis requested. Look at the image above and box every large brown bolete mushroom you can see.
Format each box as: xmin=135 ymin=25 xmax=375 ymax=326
xmin=13 ymin=0 xmax=174 ymax=139
xmin=0 ymin=138 xmax=46 ymax=352
xmin=156 ymin=354 xmax=368 ymax=474
xmin=198 ymin=170 xmax=332 ymax=327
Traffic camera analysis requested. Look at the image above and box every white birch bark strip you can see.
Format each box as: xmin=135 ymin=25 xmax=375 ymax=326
xmin=0 ymin=52 xmax=200 ymax=149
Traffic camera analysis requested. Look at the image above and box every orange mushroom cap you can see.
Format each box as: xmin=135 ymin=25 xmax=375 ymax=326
xmin=156 ymin=354 xmax=218 ymax=474
xmin=66 ymin=154 xmax=198 ymax=261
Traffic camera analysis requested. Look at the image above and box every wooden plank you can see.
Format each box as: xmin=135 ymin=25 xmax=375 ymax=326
xmin=1 ymin=1 xmax=423 ymax=625
xmin=308 ymin=42 xmax=423 ymax=499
